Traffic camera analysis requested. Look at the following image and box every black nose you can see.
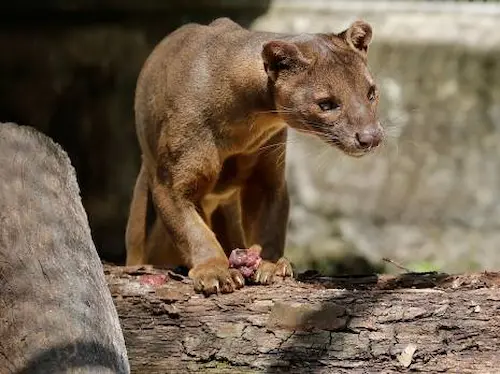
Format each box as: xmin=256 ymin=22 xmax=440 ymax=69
xmin=355 ymin=128 xmax=382 ymax=149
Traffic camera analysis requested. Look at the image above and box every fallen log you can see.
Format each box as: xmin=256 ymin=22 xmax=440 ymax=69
xmin=0 ymin=123 xmax=130 ymax=374
xmin=106 ymin=265 xmax=500 ymax=373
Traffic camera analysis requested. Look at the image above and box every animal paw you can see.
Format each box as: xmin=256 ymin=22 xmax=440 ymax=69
xmin=189 ymin=259 xmax=245 ymax=295
xmin=252 ymin=257 xmax=293 ymax=285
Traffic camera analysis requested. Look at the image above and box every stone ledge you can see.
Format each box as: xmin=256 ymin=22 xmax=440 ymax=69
xmin=253 ymin=0 xmax=500 ymax=51
xmin=271 ymin=0 xmax=500 ymax=15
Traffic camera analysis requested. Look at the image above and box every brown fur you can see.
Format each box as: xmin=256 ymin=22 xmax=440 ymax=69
xmin=126 ymin=18 xmax=383 ymax=295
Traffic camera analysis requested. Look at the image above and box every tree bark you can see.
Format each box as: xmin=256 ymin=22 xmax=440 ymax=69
xmin=105 ymin=265 xmax=500 ymax=373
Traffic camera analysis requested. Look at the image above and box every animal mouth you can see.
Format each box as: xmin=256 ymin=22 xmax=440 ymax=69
xmin=336 ymin=144 xmax=373 ymax=158
xmin=323 ymin=133 xmax=379 ymax=158
xmin=294 ymin=120 xmax=381 ymax=157
xmin=345 ymin=149 xmax=371 ymax=158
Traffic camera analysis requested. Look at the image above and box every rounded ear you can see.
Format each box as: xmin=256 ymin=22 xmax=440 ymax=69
xmin=262 ymin=41 xmax=309 ymax=81
xmin=339 ymin=20 xmax=373 ymax=56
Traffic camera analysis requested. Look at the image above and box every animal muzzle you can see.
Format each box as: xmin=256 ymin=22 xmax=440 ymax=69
xmin=354 ymin=125 xmax=383 ymax=150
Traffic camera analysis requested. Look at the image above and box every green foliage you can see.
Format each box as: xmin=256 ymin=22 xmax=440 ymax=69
xmin=407 ymin=261 xmax=440 ymax=273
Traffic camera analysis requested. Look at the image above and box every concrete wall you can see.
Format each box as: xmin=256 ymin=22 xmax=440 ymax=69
xmin=253 ymin=1 xmax=500 ymax=273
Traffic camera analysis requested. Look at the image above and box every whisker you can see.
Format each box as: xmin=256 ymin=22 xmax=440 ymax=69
xmin=257 ymin=142 xmax=287 ymax=151
xmin=315 ymin=146 xmax=331 ymax=172
xmin=256 ymin=137 xmax=307 ymax=154
xmin=254 ymin=109 xmax=295 ymax=115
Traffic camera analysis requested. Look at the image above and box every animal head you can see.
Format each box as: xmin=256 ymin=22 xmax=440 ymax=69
xmin=262 ymin=20 xmax=383 ymax=157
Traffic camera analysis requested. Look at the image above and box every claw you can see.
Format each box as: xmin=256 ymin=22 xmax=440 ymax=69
xmin=189 ymin=261 xmax=243 ymax=295
xmin=252 ymin=257 xmax=293 ymax=285
xmin=230 ymin=268 xmax=245 ymax=289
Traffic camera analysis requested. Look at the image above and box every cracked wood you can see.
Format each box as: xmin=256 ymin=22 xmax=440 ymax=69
xmin=105 ymin=265 xmax=500 ymax=374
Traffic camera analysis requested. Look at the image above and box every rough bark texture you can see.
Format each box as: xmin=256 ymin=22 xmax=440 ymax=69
xmin=0 ymin=123 xmax=129 ymax=374
xmin=106 ymin=265 xmax=500 ymax=373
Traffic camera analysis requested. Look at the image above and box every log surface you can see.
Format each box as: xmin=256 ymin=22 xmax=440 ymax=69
xmin=0 ymin=123 xmax=129 ymax=374
xmin=106 ymin=265 xmax=500 ymax=373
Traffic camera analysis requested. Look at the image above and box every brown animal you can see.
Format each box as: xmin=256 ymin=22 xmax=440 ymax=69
xmin=126 ymin=18 xmax=383 ymax=295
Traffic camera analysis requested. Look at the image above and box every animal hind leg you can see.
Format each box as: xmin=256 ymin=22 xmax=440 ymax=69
xmin=125 ymin=160 xmax=150 ymax=265
xmin=147 ymin=216 xmax=185 ymax=267
xmin=211 ymin=195 xmax=247 ymax=257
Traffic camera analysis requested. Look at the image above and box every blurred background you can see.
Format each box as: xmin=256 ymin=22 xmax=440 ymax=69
xmin=1 ymin=0 xmax=499 ymax=275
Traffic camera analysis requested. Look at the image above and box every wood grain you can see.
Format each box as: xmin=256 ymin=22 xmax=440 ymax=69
xmin=106 ymin=265 xmax=500 ymax=373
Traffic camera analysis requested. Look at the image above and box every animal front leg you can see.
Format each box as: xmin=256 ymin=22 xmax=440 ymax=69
xmin=240 ymin=131 xmax=294 ymax=284
xmin=241 ymin=182 xmax=293 ymax=284
xmin=152 ymin=180 xmax=244 ymax=295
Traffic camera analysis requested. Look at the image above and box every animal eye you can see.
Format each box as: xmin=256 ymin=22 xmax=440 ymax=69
xmin=276 ymin=59 xmax=289 ymax=70
xmin=368 ymin=86 xmax=377 ymax=102
xmin=318 ymin=100 xmax=339 ymax=111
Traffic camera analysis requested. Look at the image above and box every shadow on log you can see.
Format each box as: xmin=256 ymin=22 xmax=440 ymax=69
xmin=106 ymin=265 xmax=500 ymax=373
xmin=0 ymin=123 xmax=129 ymax=374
